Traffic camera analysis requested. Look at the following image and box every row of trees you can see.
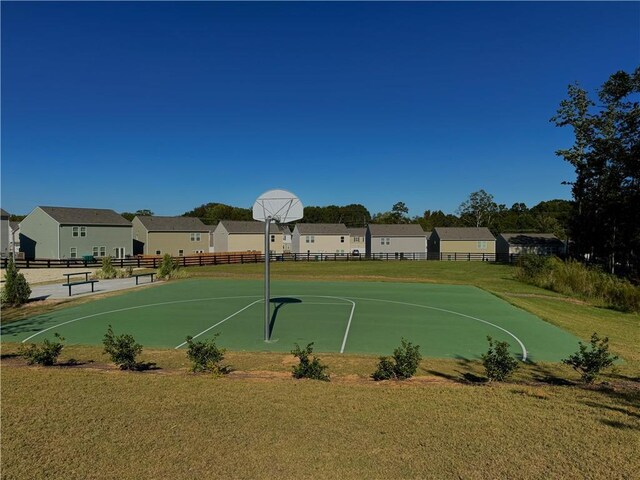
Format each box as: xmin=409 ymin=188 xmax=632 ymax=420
xmin=551 ymin=67 xmax=639 ymax=276
xmin=176 ymin=196 xmax=572 ymax=239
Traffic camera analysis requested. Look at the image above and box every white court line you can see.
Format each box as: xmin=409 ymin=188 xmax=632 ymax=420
xmin=174 ymin=299 xmax=263 ymax=349
xmin=19 ymin=295 xmax=261 ymax=343
xmin=273 ymin=295 xmax=355 ymax=354
xmin=347 ymin=296 xmax=528 ymax=361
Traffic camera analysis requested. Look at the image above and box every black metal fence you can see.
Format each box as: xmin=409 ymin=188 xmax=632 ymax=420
xmin=1 ymin=251 xmax=521 ymax=269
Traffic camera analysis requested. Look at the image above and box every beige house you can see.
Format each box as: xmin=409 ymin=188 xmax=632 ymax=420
xmin=292 ymin=224 xmax=350 ymax=254
xmin=213 ymin=220 xmax=284 ymax=254
xmin=428 ymin=227 xmax=496 ymax=260
xmin=132 ymin=215 xmax=209 ymax=256
xmin=367 ymin=224 xmax=427 ymax=258
xmin=347 ymin=227 xmax=366 ymax=255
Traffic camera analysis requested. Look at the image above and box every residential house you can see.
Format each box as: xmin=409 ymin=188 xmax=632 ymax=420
xmin=282 ymin=226 xmax=293 ymax=253
xmin=497 ymin=233 xmax=565 ymax=258
xmin=292 ymin=224 xmax=350 ymax=254
xmin=132 ymin=215 xmax=210 ymax=256
xmin=347 ymin=228 xmax=366 ymax=256
xmin=428 ymin=227 xmax=496 ymax=260
xmin=366 ymin=224 xmax=427 ymax=259
xmin=213 ymin=220 xmax=285 ymax=254
xmin=19 ymin=206 xmax=132 ymax=260
xmin=0 ymin=209 xmax=9 ymax=257
xmin=10 ymin=222 xmax=20 ymax=257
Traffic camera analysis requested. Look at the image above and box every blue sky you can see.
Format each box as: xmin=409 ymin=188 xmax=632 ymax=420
xmin=2 ymin=2 xmax=638 ymax=218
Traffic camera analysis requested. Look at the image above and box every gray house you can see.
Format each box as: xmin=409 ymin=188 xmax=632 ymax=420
xmin=0 ymin=209 xmax=9 ymax=258
xmin=213 ymin=220 xmax=285 ymax=254
xmin=366 ymin=224 xmax=427 ymax=259
xmin=19 ymin=206 xmax=132 ymax=260
xmin=10 ymin=222 xmax=21 ymax=257
xmin=497 ymin=233 xmax=565 ymax=257
xmin=292 ymin=223 xmax=350 ymax=254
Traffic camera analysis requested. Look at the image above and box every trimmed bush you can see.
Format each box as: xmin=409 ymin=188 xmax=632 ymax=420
xmin=481 ymin=336 xmax=519 ymax=382
xmin=185 ymin=334 xmax=229 ymax=375
xmin=562 ymin=333 xmax=618 ymax=384
xmin=291 ymin=343 xmax=330 ymax=381
xmin=1 ymin=256 xmax=31 ymax=307
xmin=372 ymin=338 xmax=421 ymax=381
xmin=103 ymin=325 xmax=143 ymax=370
xmin=19 ymin=333 xmax=65 ymax=366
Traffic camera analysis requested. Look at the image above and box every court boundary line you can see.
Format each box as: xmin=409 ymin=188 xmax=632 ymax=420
xmin=174 ymin=299 xmax=263 ymax=349
xmin=347 ymin=296 xmax=528 ymax=361
xmin=18 ymin=295 xmax=262 ymax=343
xmin=16 ymin=293 xmax=527 ymax=361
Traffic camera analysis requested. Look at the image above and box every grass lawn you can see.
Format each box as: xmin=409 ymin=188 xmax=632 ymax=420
xmin=2 ymin=261 xmax=638 ymax=479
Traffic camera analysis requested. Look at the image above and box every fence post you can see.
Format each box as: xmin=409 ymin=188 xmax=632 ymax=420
xmin=47 ymin=260 xmax=51 ymax=268
xmin=153 ymin=258 xmax=157 ymax=268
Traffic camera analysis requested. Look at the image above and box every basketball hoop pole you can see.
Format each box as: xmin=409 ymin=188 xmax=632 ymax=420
xmin=264 ymin=216 xmax=271 ymax=341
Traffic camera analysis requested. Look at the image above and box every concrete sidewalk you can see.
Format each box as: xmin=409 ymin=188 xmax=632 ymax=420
xmin=30 ymin=276 xmax=161 ymax=300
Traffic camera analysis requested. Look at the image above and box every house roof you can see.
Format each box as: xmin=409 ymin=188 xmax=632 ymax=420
xmin=499 ymin=233 xmax=564 ymax=247
xmin=368 ymin=224 xmax=426 ymax=237
xmin=347 ymin=227 xmax=367 ymax=237
xmin=0 ymin=208 xmax=9 ymax=217
xmin=39 ymin=206 xmax=131 ymax=226
xmin=295 ymin=223 xmax=349 ymax=235
xmin=218 ymin=220 xmax=282 ymax=234
xmin=433 ymin=227 xmax=495 ymax=241
xmin=135 ymin=215 xmax=208 ymax=232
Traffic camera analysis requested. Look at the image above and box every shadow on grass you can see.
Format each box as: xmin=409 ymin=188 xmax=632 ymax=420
xmin=133 ymin=361 xmax=159 ymax=372
xmin=423 ymin=356 xmax=488 ymax=384
xmin=600 ymin=419 xmax=639 ymax=430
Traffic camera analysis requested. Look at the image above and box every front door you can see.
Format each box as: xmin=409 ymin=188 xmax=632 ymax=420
xmin=114 ymin=247 xmax=125 ymax=259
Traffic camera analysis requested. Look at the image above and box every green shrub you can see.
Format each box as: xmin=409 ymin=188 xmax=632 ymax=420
xmin=156 ymin=254 xmax=188 ymax=280
xmin=185 ymin=334 xmax=229 ymax=375
xmin=103 ymin=325 xmax=143 ymax=370
xmin=94 ymin=256 xmax=118 ymax=279
xmin=19 ymin=333 xmax=65 ymax=366
xmin=1 ymin=256 xmax=31 ymax=307
xmin=562 ymin=333 xmax=618 ymax=384
xmin=372 ymin=338 xmax=422 ymax=381
xmin=291 ymin=343 xmax=330 ymax=381
xmin=481 ymin=336 xmax=519 ymax=382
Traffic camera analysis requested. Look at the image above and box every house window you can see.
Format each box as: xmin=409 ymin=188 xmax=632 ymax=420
xmin=92 ymin=246 xmax=106 ymax=257
xmin=156 ymin=250 xmax=161 ymax=255
xmin=80 ymin=227 xmax=86 ymax=237
xmin=305 ymin=235 xmax=315 ymax=243
xmin=72 ymin=227 xmax=78 ymax=237
xmin=179 ymin=250 xmax=184 ymax=256
xmin=340 ymin=236 xmax=345 ymax=243
xmin=477 ymin=241 xmax=487 ymax=250
xmin=100 ymin=246 xmax=106 ymax=257
xmin=191 ymin=233 xmax=201 ymax=242
xmin=194 ymin=250 xmax=204 ymax=254
xmin=70 ymin=247 xmax=77 ymax=258
xmin=270 ymin=235 xmax=275 ymax=243
xmin=380 ymin=238 xmax=384 ymax=245
xmin=353 ymin=236 xmax=360 ymax=242
xmin=385 ymin=238 xmax=390 ymax=245
xmin=72 ymin=226 xmax=86 ymax=237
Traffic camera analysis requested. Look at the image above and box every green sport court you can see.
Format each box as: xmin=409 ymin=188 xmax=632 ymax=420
xmin=2 ymin=279 xmax=581 ymax=361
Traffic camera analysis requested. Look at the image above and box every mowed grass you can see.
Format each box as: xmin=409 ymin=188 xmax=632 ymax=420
xmin=2 ymin=261 xmax=639 ymax=479
xmin=2 ymin=365 xmax=639 ymax=480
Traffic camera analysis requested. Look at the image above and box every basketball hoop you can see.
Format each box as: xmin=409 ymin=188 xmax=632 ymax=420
xmin=253 ymin=190 xmax=303 ymax=341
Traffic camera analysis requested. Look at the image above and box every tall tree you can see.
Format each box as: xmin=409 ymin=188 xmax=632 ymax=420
xmin=457 ymin=190 xmax=498 ymax=228
xmin=551 ymin=68 xmax=639 ymax=275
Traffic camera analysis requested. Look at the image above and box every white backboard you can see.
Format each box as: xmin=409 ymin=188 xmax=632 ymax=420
xmin=253 ymin=189 xmax=303 ymax=223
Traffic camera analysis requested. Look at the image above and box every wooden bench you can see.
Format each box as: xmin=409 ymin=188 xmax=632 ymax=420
xmin=62 ymin=280 xmax=99 ymax=296
xmin=133 ymin=272 xmax=156 ymax=285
